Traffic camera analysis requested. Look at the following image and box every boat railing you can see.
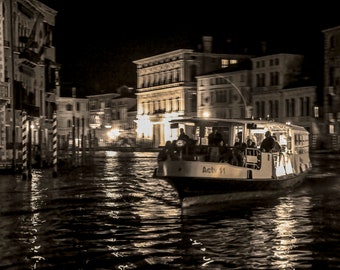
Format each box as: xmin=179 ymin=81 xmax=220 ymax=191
xmin=158 ymin=141 xmax=263 ymax=169
xmin=157 ymin=142 xmax=298 ymax=175
xmin=244 ymin=148 xmax=261 ymax=169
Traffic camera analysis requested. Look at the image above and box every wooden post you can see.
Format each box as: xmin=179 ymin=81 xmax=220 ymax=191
xmin=81 ymin=118 xmax=85 ymax=165
xmin=21 ymin=111 xmax=28 ymax=180
xmin=27 ymin=117 xmax=32 ymax=180
xmin=52 ymin=111 xmax=58 ymax=177
xmin=72 ymin=115 xmax=76 ymax=167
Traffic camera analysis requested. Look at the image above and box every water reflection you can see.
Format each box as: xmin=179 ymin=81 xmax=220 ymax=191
xmin=93 ymin=151 xmax=182 ymax=268
xmin=0 ymin=152 xmax=339 ymax=269
xmin=180 ymin=189 xmax=325 ymax=269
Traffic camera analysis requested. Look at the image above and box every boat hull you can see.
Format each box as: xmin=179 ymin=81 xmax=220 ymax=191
xmin=157 ymin=171 xmax=308 ymax=200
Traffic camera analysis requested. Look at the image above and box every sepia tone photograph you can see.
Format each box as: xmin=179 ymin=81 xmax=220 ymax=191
xmin=0 ymin=0 xmax=340 ymax=269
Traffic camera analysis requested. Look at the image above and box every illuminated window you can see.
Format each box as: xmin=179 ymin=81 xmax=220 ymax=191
xmin=221 ymin=59 xmax=229 ymax=68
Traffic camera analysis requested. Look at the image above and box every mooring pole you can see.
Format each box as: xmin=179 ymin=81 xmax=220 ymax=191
xmin=27 ymin=117 xmax=32 ymax=180
xmin=72 ymin=115 xmax=76 ymax=167
xmin=52 ymin=111 xmax=58 ymax=177
xmin=81 ymin=117 xmax=85 ymax=165
xmin=21 ymin=111 xmax=28 ymax=180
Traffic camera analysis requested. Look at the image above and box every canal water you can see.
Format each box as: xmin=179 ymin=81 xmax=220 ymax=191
xmin=0 ymin=151 xmax=339 ymax=269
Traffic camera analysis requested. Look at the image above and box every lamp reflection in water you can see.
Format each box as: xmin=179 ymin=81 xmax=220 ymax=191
xmin=271 ymin=196 xmax=313 ymax=269
xmin=101 ymin=151 xmax=181 ymax=268
xmin=23 ymin=170 xmax=46 ymax=268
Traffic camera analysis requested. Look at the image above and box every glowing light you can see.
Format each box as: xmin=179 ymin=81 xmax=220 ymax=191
xmin=203 ymin=111 xmax=210 ymax=118
xmin=108 ymin=128 xmax=120 ymax=139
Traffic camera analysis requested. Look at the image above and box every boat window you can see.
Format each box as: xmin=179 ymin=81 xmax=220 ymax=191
xmin=193 ymin=126 xmax=208 ymax=145
xmin=186 ymin=126 xmax=196 ymax=140
xmin=278 ymin=134 xmax=287 ymax=149
xmin=194 ymin=126 xmax=231 ymax=146
xmin=287 ymin=136 xmax=292 ymax=150
xmin=221 ymin=127 xmax=230 ymax=146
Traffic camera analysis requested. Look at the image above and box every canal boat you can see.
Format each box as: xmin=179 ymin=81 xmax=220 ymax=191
xmin=153 ymin=117 xmax=312 ymax=205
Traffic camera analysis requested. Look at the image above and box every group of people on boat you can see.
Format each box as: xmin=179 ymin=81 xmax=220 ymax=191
xmin=158 ymin=127 xmax=282 ymax=167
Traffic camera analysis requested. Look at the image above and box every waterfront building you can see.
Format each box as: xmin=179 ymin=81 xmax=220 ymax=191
xmin=251 ymin=53 xmax=319 ymax=147
xmin=87 ymin=86 xmax=136 ymax=148
xmin=196 ymin=59 xmax=252 ymax=120
xmin=0 ymin=0 xmax=58 ymax=167
xmin=133 ymin=36 xmax=252 ymax=148
xmin=56 ymin=87 xmax=89 ymax=158
xmin=322 ymin=25 xmax=340 ymax=150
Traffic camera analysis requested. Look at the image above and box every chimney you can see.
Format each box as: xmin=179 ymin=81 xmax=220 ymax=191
xmin=202 ymin=36 xmax=213 ymax=53
xmin=72 ymin=87 xmax=76 ymax=98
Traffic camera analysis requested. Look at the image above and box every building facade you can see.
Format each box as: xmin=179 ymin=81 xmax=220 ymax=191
xmin=87 ymin=88 xmax=136 ymax=148
xmin=56 ymin=87 xmax=89 ymax=156
xmin=0 ymin=0 xmax=58 ymax=165
xmin=251 ymin=53 xmax=305 ymax=119
xmin=323 ymin=25 xmax=340 ymax=149
xmin=251 ymin=53 xmax=318 ymax=147
xmin=196 ymin=53 xmax=318 ymax=147
xmin=133 ymin=37 xmax=252 ymax=148
xmin=196 ymin=60 xmax=252 ymax=120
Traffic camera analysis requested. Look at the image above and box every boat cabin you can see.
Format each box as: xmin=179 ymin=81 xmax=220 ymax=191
xmin=159 ymin=117 xmax=310 ymax=173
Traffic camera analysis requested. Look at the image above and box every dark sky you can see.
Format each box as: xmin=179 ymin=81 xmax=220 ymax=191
xmin=40 ymin=1 xmax=340 ymax=95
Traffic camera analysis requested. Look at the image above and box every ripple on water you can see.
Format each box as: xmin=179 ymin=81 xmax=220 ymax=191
xmin=0 ymin=152 xmax=339 ymax=269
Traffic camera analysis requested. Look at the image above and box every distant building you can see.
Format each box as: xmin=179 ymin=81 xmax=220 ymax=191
xmin=56 ymin=87 xmax=89 ymax=153
xmin=87 ymin=86 xmax=136 ymax=147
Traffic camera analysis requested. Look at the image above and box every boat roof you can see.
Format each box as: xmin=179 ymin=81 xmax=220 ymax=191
xmin=169 ymin=117 xmax=308 ymax=132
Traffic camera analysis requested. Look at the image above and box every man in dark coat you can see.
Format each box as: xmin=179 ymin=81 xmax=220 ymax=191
xmin=260 ymin=131 xmax=275 ymax=152
xmin=208 ymin=128 xmax=224 ymax=146
xmin=178 ymin=128 xmax=189 ymax=141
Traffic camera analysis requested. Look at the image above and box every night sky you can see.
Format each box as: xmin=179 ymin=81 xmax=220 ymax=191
xmin=40 ymin=1 xmax=340 ymax=96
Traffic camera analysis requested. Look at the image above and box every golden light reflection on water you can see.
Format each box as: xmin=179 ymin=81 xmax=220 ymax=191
xmin=271 ymin=198 xmax=297 ymax=269
xmin=270 ymin=196 xmax=313 ymax=269
xmin=100 ymin=151 xmax=181 ymax=268
xmin=181 ymin=193 xmax=315 ymax=269
xmin=25 ymin=170 xmax=47 ymax=268
xmin=2 ymin=152 xmax=334 ymax=269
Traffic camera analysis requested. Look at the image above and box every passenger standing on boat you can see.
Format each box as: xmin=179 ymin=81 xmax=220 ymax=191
xmin=178 ymin=128 xmax=190 ymax=142
xmin=246 ymin=137 xmax=256 ymax=148
xmin=208 ymin=128 xmax=224 ymax=146
xmin=260 ymin=131 xmax=275 ymax=152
